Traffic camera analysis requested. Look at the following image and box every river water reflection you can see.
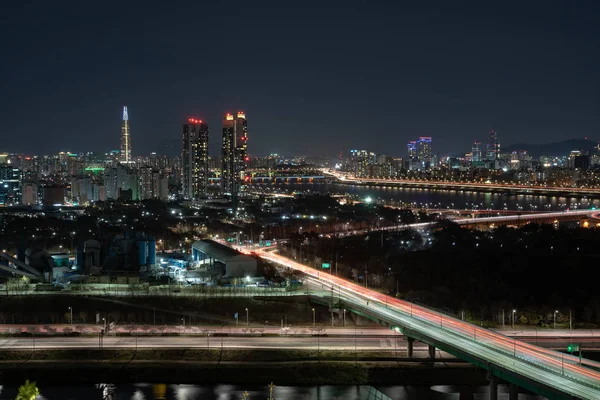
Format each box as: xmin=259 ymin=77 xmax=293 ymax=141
xmin=259 ymin=182 xmax=600 ymax=211
xmin=0 ymin=383 xmax=547 ymax=399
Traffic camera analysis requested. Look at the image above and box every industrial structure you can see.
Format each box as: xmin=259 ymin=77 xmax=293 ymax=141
xmin=191 ymin=239 xmax=256 ymax=278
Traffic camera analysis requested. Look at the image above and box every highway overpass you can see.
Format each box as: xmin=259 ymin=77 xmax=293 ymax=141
xmin=255 ymin=248 xmax=600 ymax=400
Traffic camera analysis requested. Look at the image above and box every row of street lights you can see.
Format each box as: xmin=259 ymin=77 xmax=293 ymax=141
xmin=507 ymin=309 xmax=570 ymax=330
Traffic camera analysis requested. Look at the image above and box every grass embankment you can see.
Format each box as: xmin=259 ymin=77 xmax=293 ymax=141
xmin=0 ymin=295 xmax=324 ymax=326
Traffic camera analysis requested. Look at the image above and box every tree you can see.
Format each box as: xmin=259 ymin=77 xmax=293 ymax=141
xmin=15 ymin=380 xmax=39 ymax=400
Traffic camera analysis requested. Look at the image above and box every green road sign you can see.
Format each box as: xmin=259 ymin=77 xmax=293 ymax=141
xmin=322 ymin=263 xmax=330 ymax=269
xmin=567 ymin=343 xmax=580 ymax=352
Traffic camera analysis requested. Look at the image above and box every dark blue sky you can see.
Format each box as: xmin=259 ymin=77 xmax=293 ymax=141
xmin=1 ymin=1 xmax=599 ymax=157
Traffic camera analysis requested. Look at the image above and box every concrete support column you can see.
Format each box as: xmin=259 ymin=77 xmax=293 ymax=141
xmin=488 ymin=376 xmax=498 ymax=400
xmin=406 ymin=337 xmax=414 ymax=358
xmin=428 ymin=344 xmax=436 ymax=359
xmin=509 ymin=383 xmax=518 ymax=400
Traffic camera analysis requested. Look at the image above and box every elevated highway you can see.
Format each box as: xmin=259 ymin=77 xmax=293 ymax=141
xmin=254 ymin=247 xmax=600 ymax=399
xmin=0 ymin=252 xmax=43 ymax=280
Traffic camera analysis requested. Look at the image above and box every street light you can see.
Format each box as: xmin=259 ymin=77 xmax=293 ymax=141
xmin=312 ymin=308 xmax=315 ymax=326
xmin=554 ymin=310 xmax=559 ymax=330
xmin=68 ymin=306 xmax=73 ymax=325
xmin=512 ymin=309 xmax=516 ymax=329
xmin=245 ymin=308 xmax=249 ymax=326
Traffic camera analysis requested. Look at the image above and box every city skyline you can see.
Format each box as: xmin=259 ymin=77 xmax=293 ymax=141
xmin=1 ymin=2 xmax=599 ymax=156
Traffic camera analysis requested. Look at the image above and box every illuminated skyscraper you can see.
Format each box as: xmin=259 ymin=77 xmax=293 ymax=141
xmin=472 ymin=140 xmax=482 ymax=162
xmin=417 ymin=137 xmax=432 ymax=165
xmin=486 ymin=129 xmax=499 ymax=161
xmin=221 ymin=111 xmax=248 ymax=196
xmin=120 ymin=106 xmax=132 ymax=164
xmin=407 ymin=141 xmax=417 ymax=160
xmin=182 ymin=118 xmax=209 ymax=199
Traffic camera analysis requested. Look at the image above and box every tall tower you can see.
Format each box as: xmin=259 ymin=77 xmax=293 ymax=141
xmin=417 ymin=137 xmax=432 ymax=165
xmin=472 ymin=140 xmax=482 ymax=162
xmin=182 ymin=118 xmax=209 ymax=199
xmin=120 ymin=106 xmax=132 ymax=164
xmin=221 ymin=113 xmax=235 ymax=194
xmin=221 ymin=111 xmax=248 ymax=196
xmin=235 ymin=111 xmax=248 ymax=183
xmin=486 ymin=129 xmax=498 ymax=161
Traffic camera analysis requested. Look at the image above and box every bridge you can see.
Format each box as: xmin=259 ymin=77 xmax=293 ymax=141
xmin=252 ymin=247 xmax=600 ymax=399
xmin=208 ymin=176 xmax=325 ymax=183
xmin=326 ymin=210 xmax=594 ymax=238
xmin=324 ymin=169 xmax=600 ymax=197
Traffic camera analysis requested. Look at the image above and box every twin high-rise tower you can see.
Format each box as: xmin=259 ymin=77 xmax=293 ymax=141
xmin=181 ymin=111 xmax=248 ymax=200
xmin=221 ymin=112 xmax=248 ymax=196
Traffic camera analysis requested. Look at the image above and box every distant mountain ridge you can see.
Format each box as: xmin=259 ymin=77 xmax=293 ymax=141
xmin=503 ymin=139 xmax=598 ymax=157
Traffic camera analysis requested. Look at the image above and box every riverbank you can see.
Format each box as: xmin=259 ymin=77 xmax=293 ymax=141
xmin=0 ymin=349 xmax=485 ymax=386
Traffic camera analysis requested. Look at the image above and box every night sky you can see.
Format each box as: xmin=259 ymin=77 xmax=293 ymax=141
xmin=1 ymin=1 xmax=599 ymax=157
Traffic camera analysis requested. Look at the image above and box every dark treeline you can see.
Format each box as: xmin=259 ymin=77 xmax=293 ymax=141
xmin=282 ymin=221 xmax=600 ymax=327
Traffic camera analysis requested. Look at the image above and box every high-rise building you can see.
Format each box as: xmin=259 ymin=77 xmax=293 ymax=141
xmin=407 ymin=141 xmax=417 ymax=160
xmin=472 ymin=140 xmax=482 ymax=162
xmin=0 ymin=165 xmax=21 ymax=205
xmin=486 ymin=129 xmax=499 ymax=162
xmin=349 ymin=150 xmax=376 ymax=177
xmin=221 ymin=111 xmax=248 ymax=195
xmin=182 ymin=118 xmax=209 ymax=199
xmin=21 ymin=182 xmax=38 ymax=206
xmin=417 ymin=137 xmax=432 ymax=165
xmin=120 ymin=106 xmax=132 ymax=164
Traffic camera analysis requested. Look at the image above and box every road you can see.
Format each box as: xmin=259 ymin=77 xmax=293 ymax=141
xmin=3 ymin=324 xmax=598 ymax=339
xmin=256 ymin=248 xmax=600 ymax=400
xmin=1 ymin=333 xmax=598 ymax=353
xmin=0 ymin=335 xmax=437 ymax=353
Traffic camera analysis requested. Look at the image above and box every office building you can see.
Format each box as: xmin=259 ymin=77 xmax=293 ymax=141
xmin=472 ymin=141 xmax=482 ymax=162
xmin=221 ymin=111 xmax=248 ymax=196
xmin=0 ymin=165 xmax=21 ymax=205
xmin=417 ymin=137 xmax=432 ymax=165
xmin=182 ymin=118 xmax=209 ymax=199
xmin=21 ymin=182 xmax=38 ymax=206
xmin=486 ymin=129 xmax=499 ymax=162
xmin=120 ymin=106 xmax=132 ymax=164
xmin=407 ymin=141 xmax=417 ymax=160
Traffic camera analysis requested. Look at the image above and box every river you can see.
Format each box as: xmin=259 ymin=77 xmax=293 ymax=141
xmin=251 ymin=182 xmax=600 ymax=211
xmin=0 ymin=383 xmax=546 ymax=399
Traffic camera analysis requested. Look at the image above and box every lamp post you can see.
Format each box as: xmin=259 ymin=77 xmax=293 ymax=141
xmin=68 ymin=306 xmax=73 ymax=325
xmin=245 ymin=308 xmax=249 ymax=326
xmin=343 ymin=309 xmax=346 ymax=327
xmin=512 ymin=309 xmax=516 ymax=329
xmin=312 ymin=308 xmax=315 ymax=327
xmin=554 ymin=310 xmax=559 ymax=330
